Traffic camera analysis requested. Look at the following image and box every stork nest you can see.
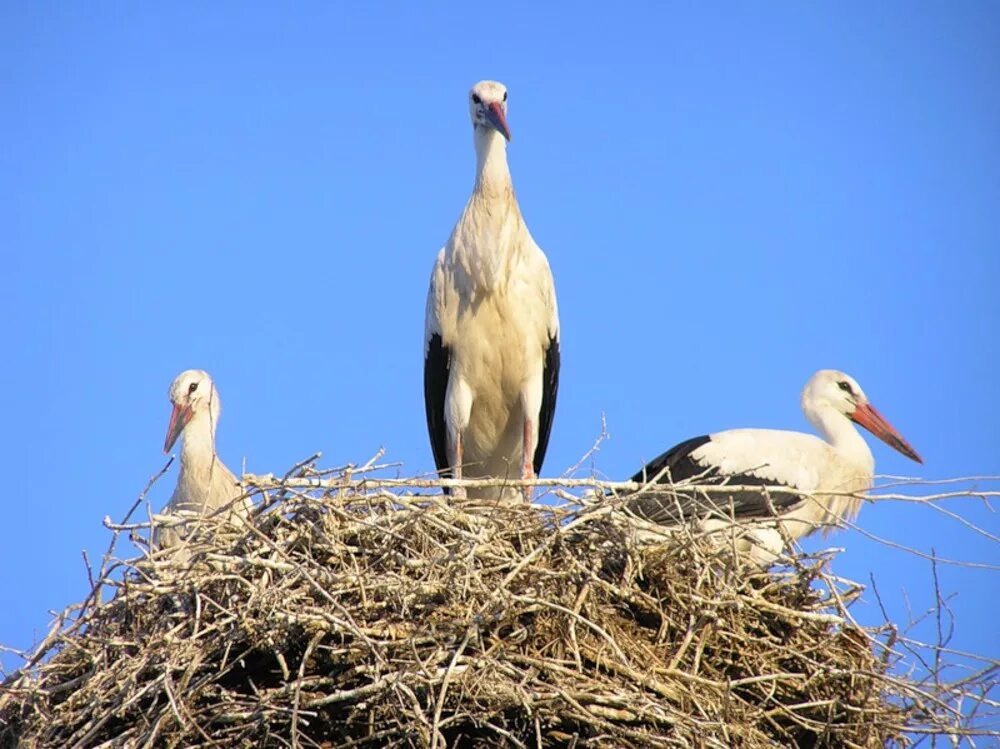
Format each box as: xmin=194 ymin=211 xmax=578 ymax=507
xmin=0 ymin=467 xmax=980 ymax=748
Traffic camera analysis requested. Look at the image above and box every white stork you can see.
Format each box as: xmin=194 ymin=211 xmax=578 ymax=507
xmin=623 ymin=369 xmax=922 ymax=565
xmin=424 ymin=80 xmax=560 ymax=502
xmin=156 ymin=370 xmax=250 ymax=551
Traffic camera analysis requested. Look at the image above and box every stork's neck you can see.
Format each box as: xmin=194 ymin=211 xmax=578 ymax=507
xmin=179 ymin=410 xmax=219 ymax=471
xmin=807 ymin=403 xmax=874 ymax=470
xmin=473 ymin=128 xmax=512 ymax=196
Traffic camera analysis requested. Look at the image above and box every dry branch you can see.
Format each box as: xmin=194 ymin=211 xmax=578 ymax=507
xmin=0 ymin=466 xmax=996 ymax=748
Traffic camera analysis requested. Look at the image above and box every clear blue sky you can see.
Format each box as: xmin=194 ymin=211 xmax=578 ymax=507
xmin=2 ymin=1 xmax=997 ymax=702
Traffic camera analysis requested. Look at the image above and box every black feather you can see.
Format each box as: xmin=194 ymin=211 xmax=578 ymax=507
xmin=626 ymin=435 xmax=804 ymax=524
xmin=630 ymin=435 xmax=714 ymax=485
xmin=423 ymin=334 xmax=451 ymax=482
xmin=533 ymin=335 xmax=560 ymax=475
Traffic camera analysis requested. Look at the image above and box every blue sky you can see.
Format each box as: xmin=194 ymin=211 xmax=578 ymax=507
xmin=2 ymin=1 xmax=997 ymax=709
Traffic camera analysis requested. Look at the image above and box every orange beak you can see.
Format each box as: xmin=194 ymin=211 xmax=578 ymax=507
xmin=850 ymin=402 xmax=923 ymax=464
xmin=486 ymin=101 xmax=512 ymax=141
xmin=163 ymin=403 xmax=193 ymax=453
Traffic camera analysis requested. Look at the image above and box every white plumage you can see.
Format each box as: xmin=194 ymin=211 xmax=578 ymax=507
xmin=156 ymin=370 xmax=251 ymax=551
xmin=624 ymin=369 xmax=922 ymax=565
xmin=424 ymin=80 xmax=560 ymax=501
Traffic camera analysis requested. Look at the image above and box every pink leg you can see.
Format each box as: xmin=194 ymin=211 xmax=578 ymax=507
xmin=521 ymin=418 xmax=536 ymax=502
xmin=451 ymin=431 xmax=466 ymax=499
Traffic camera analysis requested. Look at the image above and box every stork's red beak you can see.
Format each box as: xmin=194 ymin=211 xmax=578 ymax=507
xmin=486 ymin=102 xmax=512 ymax=141
xmin=850 ymin=403 xmax=923 ymax=464
xmin=163 ymin=403 xmax=193 ymax=453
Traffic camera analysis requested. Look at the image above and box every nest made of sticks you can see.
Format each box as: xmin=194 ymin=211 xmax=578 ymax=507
xmin=0 ymin=466 xmax=980 ymax=748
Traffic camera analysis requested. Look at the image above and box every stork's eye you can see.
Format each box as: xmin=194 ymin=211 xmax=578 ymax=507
xmin=188 ymin=382 xmax=199 ymax=394
xmin=502 ymin=91 xmax=507 ymax=101
xmin=471 ymin=94 xmax=482 ymax=105
xmin=837 ymin=381 xmax=854 ymax=395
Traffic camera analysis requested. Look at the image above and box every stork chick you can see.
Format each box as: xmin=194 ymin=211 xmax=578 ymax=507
xmin=424 ymin=80 xmax=560 ymax=502
xmin=156 ymin=369 xmax=250 ymax=551
xmin=624 ymin=369 xmax=922 ymax=566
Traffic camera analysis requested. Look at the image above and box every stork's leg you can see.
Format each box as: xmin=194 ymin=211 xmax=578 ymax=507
xmin=446 ymin=377 xmax=473 ymax=500
xmin=520 ymin=366 xmax=545 ymax=503
xmin=521 ymin=417 xmax=536 ymax=502
xmin=451 ymin=431 xmax=467 ymax=499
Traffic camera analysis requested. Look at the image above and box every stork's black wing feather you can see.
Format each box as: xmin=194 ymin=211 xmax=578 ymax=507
xmin=626 ymin=435 xmax=804 ymax=524
xmin=533 ymin=335 xmax=560 ymax=475
xmin=630 ymin=435 xmax=714 ymax=485
xmin=423 ymin=333 xmax=451 ymax=480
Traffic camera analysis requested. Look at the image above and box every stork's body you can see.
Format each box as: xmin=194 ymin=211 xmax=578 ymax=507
xmin=156 ymin=370 xmax=250 ymax=551
xmin=424 ymin=80 xmax=560 ymax=501
xmin=625 ymin=370 xmax=922 ymax=565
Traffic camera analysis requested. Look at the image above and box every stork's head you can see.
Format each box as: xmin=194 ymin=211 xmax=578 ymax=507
xmin=468 ymin=80 xmax=511 ymax=141
xmin=803 ymin=369 xmax=922 ymax=463
xmin=163 ymin=369 xmax=221 ymax=453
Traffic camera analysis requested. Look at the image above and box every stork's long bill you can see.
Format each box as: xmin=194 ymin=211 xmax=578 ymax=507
xmin=163 ymin=403 xmax=194 ymax=453
xmin=850 ymin=402 xmax=923 ymax=464
xmin=486 ymin=102 xmax=511 ymax=141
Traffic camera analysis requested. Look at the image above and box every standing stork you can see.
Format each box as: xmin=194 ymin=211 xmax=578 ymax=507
xmin=424 ymin=80 xmax=560 ymax=501
xmin=623 ymin=369 xmax=922 ymax=565
xmin=156 ymin=369 xmax=250 ymax=551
